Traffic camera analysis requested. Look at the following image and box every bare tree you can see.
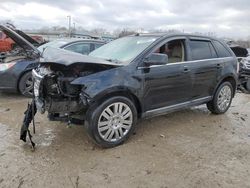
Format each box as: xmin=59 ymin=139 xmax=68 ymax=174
xmin=113 ymin=28 xmax=137 ymax=38
xmin=90 ymin=28 xmax=109 ymax=36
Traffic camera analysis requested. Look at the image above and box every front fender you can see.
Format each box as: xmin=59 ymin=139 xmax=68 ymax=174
xmin=16 ymin=60 xmax=38 ymax=88
xmin=71 ymin=66 xmax=142 ymax=102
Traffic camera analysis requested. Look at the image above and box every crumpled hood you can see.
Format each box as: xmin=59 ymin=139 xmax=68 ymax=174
xmin=40 ymin=47 xmax=123 ymax=67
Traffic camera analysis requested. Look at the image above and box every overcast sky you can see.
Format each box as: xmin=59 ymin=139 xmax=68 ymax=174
xmin=0 ymin=0 xmax=249 ymax=39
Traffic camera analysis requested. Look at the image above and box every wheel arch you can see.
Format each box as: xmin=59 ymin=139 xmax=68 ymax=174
xmin=16 ymin=69 xmax=32 ymax=92
xmin=214 ymin=75 xmax=237 ymax=97
xmin=90 ymin=88 xmax=143 ymax=118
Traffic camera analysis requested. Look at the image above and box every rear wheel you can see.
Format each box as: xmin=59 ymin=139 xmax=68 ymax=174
xmin=19 ymin=72 xmax=33 ymax=97
xmin=85 ymin=96 xmax=137 ymax=148
xmin=207 ymin=81 xmax=233 ymax=114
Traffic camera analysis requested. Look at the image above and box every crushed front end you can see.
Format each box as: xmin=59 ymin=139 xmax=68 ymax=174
xmin=31 ymin=58 xmax=118 ymax=120
xmin=20 ymin=47 xmax=121 ymax=147
xmin=32 ymin=64 xmax=92 ymax=121
xmin=238 ymin=57 xmax=250 ymax=92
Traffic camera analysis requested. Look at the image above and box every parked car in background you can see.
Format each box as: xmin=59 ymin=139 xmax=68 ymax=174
xmin=0 ymin=28 xmax=42 ymax=52
xmin=0 ymin=25 xmax=105 ymax=97
xmin=30 ymin=35 xmax=46 ymax=44
xmin=0 ymin=25 xmax=41 ymax=97
xmin=14 ymin=29 xmax=43 ymax=47
xmin=38 ymin=38 xmax=105 ymax=55
xmin=0 ymin=31 xmax=15 ymax=52
xmin=28 ymin=32 xmax=238 ymax=148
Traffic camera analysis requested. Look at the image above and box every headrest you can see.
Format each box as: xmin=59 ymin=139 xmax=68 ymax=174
xmin=172 ymin=45 xmax=182 ymax=58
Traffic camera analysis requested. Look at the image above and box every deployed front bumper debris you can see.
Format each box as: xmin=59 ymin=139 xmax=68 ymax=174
xmin=20 ymin=100 xmax=37 ymax=149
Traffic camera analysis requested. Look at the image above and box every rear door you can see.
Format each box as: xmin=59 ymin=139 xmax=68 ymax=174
xmin=187 ymin=39 xmax=219 ymax=99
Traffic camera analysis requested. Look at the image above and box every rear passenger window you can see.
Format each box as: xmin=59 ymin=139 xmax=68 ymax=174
xmin=209 ymin=43 xmax=217 ymax=58
xmin=213 ymin=40 xmax=231 ymax=57
xmin=189 ymin=40 xmax=216 ymax=60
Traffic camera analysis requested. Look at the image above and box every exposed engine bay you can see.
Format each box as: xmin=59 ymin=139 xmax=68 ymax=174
xmin=21 ymin=62 xmax=117 ymax=147
xmin=229 ymin=46 xmax=250 ymax=93
xmin=33 ymin=62 xmax=115 ymax=116
xmin=238 ymin=57 xmax=250 ymax=93
xmin=0 ymin=26 xmax=41 ymax=64
xmin=0 ymin=47 xmax=28 ymax=64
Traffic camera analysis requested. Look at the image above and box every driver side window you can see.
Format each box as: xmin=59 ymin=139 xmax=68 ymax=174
xmin=154 ymin=39 xmax=185 ymax=63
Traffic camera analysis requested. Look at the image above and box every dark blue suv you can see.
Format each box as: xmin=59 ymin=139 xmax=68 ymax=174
xmin=28 ymin=33 xmax=238 ymax=147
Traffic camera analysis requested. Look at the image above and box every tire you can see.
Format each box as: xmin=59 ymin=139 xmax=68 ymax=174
xmin=18 ymin=72 xmax=33 ymax=98
xmin=85 ymin=96 xmax=137 ymax=148
xmin=207 ymin=81 xmax=233 ymax=114
xmin=245 ymin=79 xmax=250 ymax=92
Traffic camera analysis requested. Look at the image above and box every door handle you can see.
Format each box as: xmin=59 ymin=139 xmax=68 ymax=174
xmin=217 ymin=64 xmax=223 ymax=69
xmin=183 ymin=66 xmax=190 ymax=73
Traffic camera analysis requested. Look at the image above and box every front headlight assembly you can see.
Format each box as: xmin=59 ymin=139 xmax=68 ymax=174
xmin=0 ymin=62 xmax=16 ymax=71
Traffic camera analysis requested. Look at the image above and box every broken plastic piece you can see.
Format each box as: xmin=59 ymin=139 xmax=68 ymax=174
xmin=20 ymin=100 xmax=37 ymax=148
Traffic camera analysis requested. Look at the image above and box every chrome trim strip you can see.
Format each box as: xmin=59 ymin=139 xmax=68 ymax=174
xmin=144 ymin=96 xmax=212 ymax=117
xmin=137 ymin=57 xmax=234 ymax=70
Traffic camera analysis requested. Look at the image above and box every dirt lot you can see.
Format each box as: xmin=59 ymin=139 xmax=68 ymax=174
xmin=0 ymin=92 xmax=250 ymax=188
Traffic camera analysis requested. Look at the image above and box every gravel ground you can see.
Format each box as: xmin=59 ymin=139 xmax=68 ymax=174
xmin=0 ymin=92 xmax=250 ymax=188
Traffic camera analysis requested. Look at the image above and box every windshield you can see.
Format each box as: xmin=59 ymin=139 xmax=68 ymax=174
xmin=89 ymin=36 xmax=158 ymax=63
xmin=38 ymin=40 xmax=68 ymax=52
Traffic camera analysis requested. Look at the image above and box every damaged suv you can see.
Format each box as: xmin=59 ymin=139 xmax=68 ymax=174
xmin=22 ymin=31 xmax=238 ymax=148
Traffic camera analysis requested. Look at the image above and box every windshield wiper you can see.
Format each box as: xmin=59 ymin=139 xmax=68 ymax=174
xmin=105 ymin=58 xmax=121 ymax=64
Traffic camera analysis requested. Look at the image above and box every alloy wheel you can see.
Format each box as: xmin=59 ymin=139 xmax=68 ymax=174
xmin=24 ymin=76 xmax=33 ymax=96
xmin=98 ymin=102 xmax=133 ymax=142
xmin=217 ymin=85 xmax=232 ymax=111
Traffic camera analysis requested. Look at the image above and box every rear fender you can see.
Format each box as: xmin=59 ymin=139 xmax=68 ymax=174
xmin=213 ymin=74 xmax=238 ymax=97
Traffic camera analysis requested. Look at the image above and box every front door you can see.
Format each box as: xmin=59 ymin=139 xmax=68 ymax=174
xmin=142 ymin=39 xmax=192 ymax=112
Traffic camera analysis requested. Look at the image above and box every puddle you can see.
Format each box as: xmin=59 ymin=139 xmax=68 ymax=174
xmin=39 ymin=128 xmax=56 ymax=147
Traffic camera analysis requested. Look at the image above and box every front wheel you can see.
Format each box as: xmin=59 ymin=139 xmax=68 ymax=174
xmin=85 ymin=96 xmax=137 ymax=148
xmin=207 ymin=81 xmax=233 ymax=114
xmin=19 ymin=72 xmax=33 ymax=97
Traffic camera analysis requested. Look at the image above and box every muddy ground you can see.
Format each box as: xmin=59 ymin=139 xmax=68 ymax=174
xmin=0 ymin=92 xmax=250 ymax=188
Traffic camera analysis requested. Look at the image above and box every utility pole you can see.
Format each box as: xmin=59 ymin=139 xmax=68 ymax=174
xmin=73 ymin=22 xmax=76 ymax=34
xmin=67 ymin=15 xmax=71 ymax=37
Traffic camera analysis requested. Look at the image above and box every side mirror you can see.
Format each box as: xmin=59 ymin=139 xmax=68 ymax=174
xmin=144 ymin=53 xmax=168 ymax=66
